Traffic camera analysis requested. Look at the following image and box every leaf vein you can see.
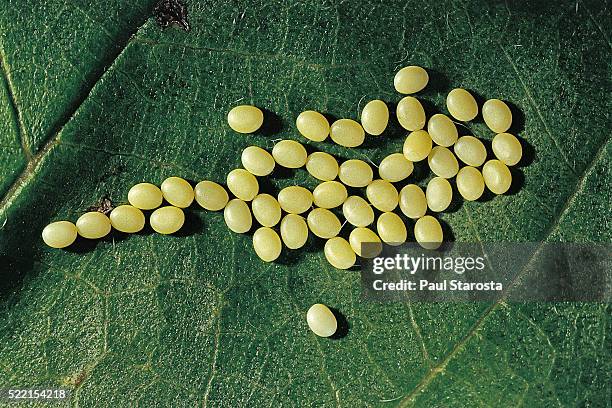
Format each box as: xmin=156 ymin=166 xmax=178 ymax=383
xmin=0 ymin=39 xmax=30 ymax=160
xmin=398 ymin=135 xmax=610 ymax=407
xmin=202 ymin=308 xmax=222 ymax=407
xmin=498 ymin=43 xmax=577 ymax=176
xmin=583 ymin=4 xmax=612 ymax=51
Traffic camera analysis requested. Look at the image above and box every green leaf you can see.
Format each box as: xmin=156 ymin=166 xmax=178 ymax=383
xmin=0 ymin=0 xmax=610 ymax=406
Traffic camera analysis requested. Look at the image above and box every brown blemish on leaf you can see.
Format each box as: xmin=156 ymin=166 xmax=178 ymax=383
xmin=86 ymin=196 xmax=114 ymax=215
xmin=61 ymin=369 xmax=88 ymax=388
xmin=154 ymin=0 xmax=190 ymax=31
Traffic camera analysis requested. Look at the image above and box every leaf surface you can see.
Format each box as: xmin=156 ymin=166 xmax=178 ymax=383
xmin=0 ymin=1 xmax=610 ymax=406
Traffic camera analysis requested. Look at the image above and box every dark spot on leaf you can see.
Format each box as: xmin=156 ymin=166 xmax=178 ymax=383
xmin=86 ymin=196 xmax=114 ymax=215
xmin=154 ymin=0 xmax=190 ymax=31
xmin=73 ymin=369 xmax=88 ymax=387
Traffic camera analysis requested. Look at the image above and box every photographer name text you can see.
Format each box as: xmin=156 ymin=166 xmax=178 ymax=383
xmin=372 ymin=279 xmax=503 ymax=291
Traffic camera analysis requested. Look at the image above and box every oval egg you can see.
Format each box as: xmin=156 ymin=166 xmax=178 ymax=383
xmin=150 ymin=206 xmax=185 ymax=235
xmin=280 ymin=214 xmax=309 ymax=249
xmin=253 ymin=227 xmax=282 ymax=262
xmin=227 ymin=105 xmax=264 ymax=133
xmin=446 ymin=88 xmax=478 ymax=121
xmin=394 ymin=66 xmax=429 ymax=94
xmin=379 ymin=153 xmax=413 ymax=183
xmin=349 ymin=227 xmax=383 ymax=258
xmin=241 ymin=146 xmax=275 ymax=176
xmin=338 ymin=159 xmax=373 ymax=188
xmin=306 ymin=304 xmax=337 ymax=337
xmin=306 ymin=152 xmax=339 ymax=181
xmin=342 ymin=196 xmax=374 ymax=227
xmin=223 ymin=199 xmax=252 ymax=233
xmin=307 ymin=208 xmax=341 ymax=239
xmin=272 ymin=140 xmax=308 ymax=168
xmin=330 ymin=119 xmax=365 ymax=147
xmin=361 ymin=100 xmax=389 ymax=135
xmin=194 ymin=181 xmax=229 ymax=211
xmin=414 ymin=215 xmax=443 ymax=250
xmin=396 ymin=96 xmax=426 ymax=131
xmin=366 ymin=179 xmax=399 ymax=212
xmin=76 ymin=211 xmax=112 ymax=239
xmin=296 ymin=110 xmax=330 ymax=142
xmin=399 ymin=184 xmax=427 ymax=219
xmin=227 ymin=169 xmax=259 ymax=201
xmin=403 ymin=130 xmax=433 ymax=162
xmin=277 ymin=186 xmax=313 ymax=214
xmin=42 ymin=221 xmax=78 ymax=249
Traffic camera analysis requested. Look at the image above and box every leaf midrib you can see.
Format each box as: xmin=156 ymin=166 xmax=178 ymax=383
xmin=0 ymin=9 xmax=155 ymax=216
xmin=0 ymin=39 xmax=30 ymax=161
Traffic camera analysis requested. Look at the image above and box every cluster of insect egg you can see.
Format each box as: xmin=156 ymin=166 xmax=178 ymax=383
xmin=42 ymin=65 xmax=522 ymax=272
xmin=223 ymin=70 xmax=522 ymax=273
xmin=41 ymin=65 xmax=523 ymax=338
xmin=41 ymin=176 xmax=208 ymax=248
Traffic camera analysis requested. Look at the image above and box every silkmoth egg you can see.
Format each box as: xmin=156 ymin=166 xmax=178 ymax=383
xmin=226 ymin=169 xmax=259 ymax=201
xmin=426 ymin=177 xmax=453 ymax=212
xmin=109 ymin=205 xmax=145 ymax=233
xmin=42 ymin=221 xmax=78 ymax=248
xmin=313 ymin=181 xmax=348 ymax=209
xmin=324 ymin=237 xmax=356 ymax=270
xmin=227 ymin=105 xmax=264 ymax=133
xmin=150 ymin=206 xmax=185 ymax=235
xmin=456 ymin=166 xmax=485 ymax=201
xmin=446 ymin=88 xmax=478 ymax=121
xmin=403 ymin=130 xmax=433 ymax=162
xmin=338 ymin=159 xmax=373 ymax=188
xmin=492 ymin=133 xmax=522 ymax=166
xmin=427 ymin=114 xmax=458 ymax=147
xmin=296 ymin=110 xmax=330 ymax=142
xmin=349 ymin=227 xmax=383 ymax=258
xmin=453 ymin=136 xmax=487 ymax=167
xmin=306 ymin=151 xmax=339 ymax=181
xmin=272 ymin=139 xmax=308 ymax=168
xmin=361 ymin=99 xmax=389 ymax=135
xmin=330 ymin=119 xmax=365 ymax=147
xmin=241 ymin=145 xmax=275 ymax=176
xmin=366 ymin=179 xmax=399 ymax=212
xmin=379 ymin=153 xmax=413 ymax=182
xmin=76 ymin=211 xmax=111 ymax=239
xmin=251 ymin=194 xmax=281 ymax=227
xmin=277 ymin=186 xmax=313 ymax=214
xmin=376 ymin=212 xmax=407 ymax=245
xmin=307 ymin=208 xmax=341 ymax=239
xmin=482 ymin=160 xmax=512 ymax=194
xmin=428 ymin=146 xmax=459 ymax=179
xmin=223 ymin=199 xmax=252 ymax=233
xmin=161 ymin=176 xmax=194 ymax=208
xmin=414 ymin=215 xmax=443 ymax=250
xmin=396 ymin=96 xmax=426 ymax=131
xmin=194 ymin=181 xmax=229 ymax=211
xmin=280 ymin=214 xmax=309 ymax=249
xmin=252 ymin=227 xmax=282 ymax=262
xmin=399 ymin=184 xmax=427 ymax=219
xmin=128 ymin=182 xmax=163 ymax=210
xmin=306 ymin=303 xmax=337 ymax=337
xmin=342 ymin=196 xmax=374 ymax=227
xmin=482 ymin=99 xmax=512 ymax=133
xmin=394 ymin=66 xmax=429 ymax=94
